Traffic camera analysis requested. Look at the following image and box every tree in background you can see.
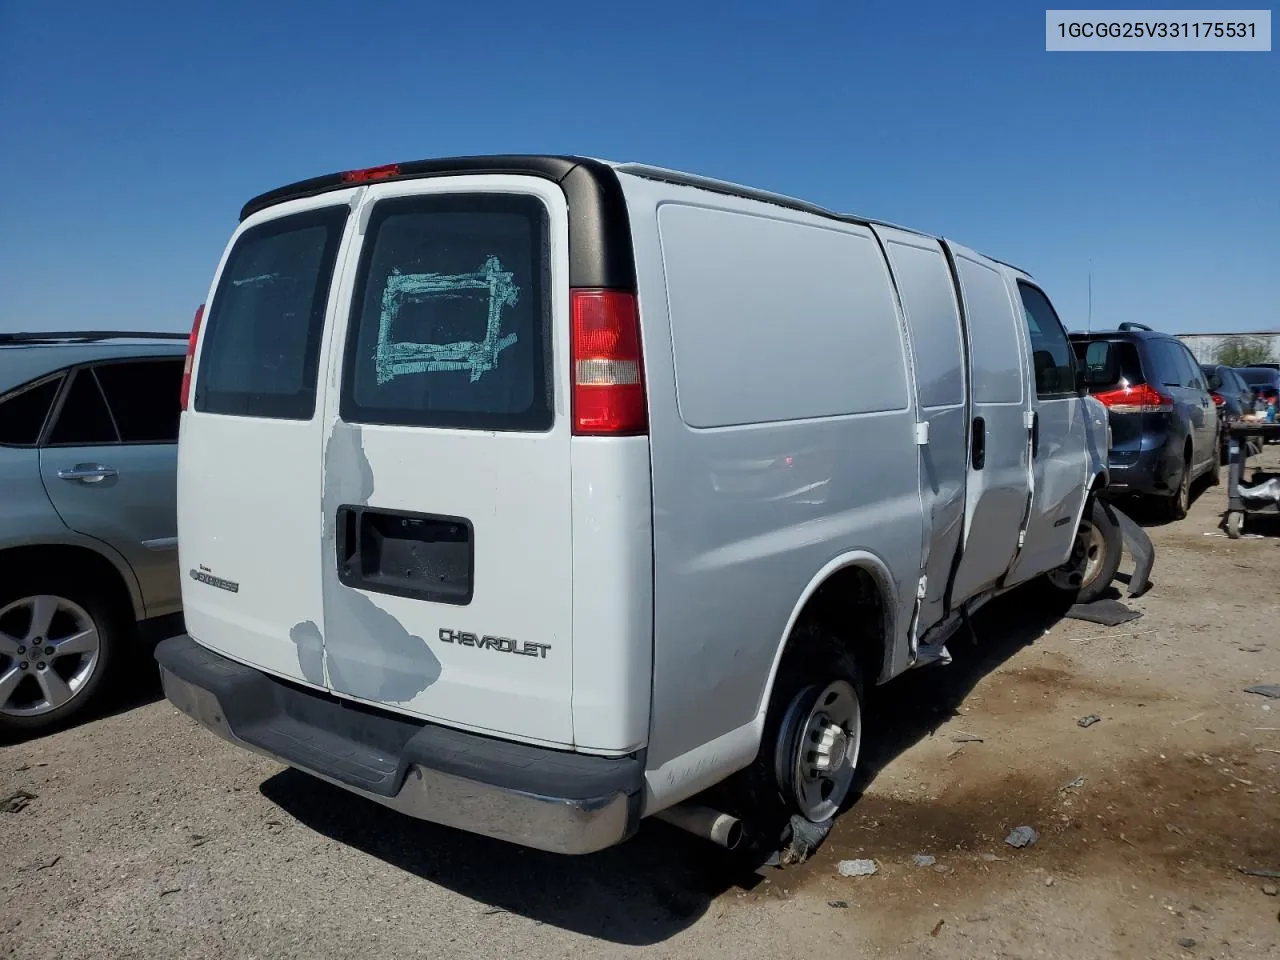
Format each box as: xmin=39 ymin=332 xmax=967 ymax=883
xmin=1214 ymin=336 xmax=1274 ymax=368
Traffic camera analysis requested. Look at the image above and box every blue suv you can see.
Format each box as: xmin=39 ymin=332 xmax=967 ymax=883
xmin=1071 ymin=323 xmax=1219 ymax=520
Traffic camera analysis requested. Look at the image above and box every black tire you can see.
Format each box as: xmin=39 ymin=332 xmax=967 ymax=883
xmin=0 ymin=574 xmax=124 ymax=736
xmin=711 ymin=620 xmax=865 ymax=863
xmin=1159 ymin=454 xmax=1191 ymax=522
xmin=1045 ymin=497 xmax=1123 ymax=605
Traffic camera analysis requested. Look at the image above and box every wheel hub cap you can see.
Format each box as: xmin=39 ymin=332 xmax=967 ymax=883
xmin=811 ymin=720 xmax=850 ymax=774
xmin=776 ymin=679 xmax=862 ymax=822
xmin=0 ymin=595 xmax=101 ymax=718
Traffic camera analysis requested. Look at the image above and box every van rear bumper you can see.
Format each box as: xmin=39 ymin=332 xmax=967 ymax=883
xmin=154 ymin=634 xmax=643 ymax=855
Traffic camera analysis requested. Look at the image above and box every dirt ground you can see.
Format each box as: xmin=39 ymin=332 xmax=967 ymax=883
xmin=4 ymin=459 xmax=1279 ymax=960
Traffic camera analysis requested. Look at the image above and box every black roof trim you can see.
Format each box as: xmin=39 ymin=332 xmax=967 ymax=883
xmin=238 ymin=155 xmax=636 ymax=289
xmin=0 ymin=330 xmax=188 ymax=345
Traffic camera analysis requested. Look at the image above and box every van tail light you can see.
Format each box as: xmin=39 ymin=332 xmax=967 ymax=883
xmin=1093 ymin=383 xmax=1173 ymax=414
xmin=1211 ymin=392 xmax=1226 ymax=406
xmin=180 ymin=303 xmax=204 ymax=411
xmin=570 ymin=289 xmax=647 ymax=435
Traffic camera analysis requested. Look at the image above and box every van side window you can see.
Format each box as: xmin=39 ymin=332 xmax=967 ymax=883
xmin=0 ymin=376 xmax=63 ymax=446
xmin=195 ymin=206 xmax=349 ymax=420
xmin=1016 ymin=283 xmax=1075 ymax=398
xmin=341 ymin=193 xmax=553 ymax=432
xmin=46 ymin=369 xmax=119 ymax=446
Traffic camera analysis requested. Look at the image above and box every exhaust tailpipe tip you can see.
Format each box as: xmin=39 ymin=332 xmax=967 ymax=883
xmin=654 ymin=803 xmax=744 ymax=850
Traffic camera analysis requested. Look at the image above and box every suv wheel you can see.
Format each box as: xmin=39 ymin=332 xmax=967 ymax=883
xmin=1161 ymin=455 xmax=1191 ymax=521
xmin=1046 ymin=498 xmax=1123 ymax=604
xmin=0 ymin=579 xmax=121 ymax=735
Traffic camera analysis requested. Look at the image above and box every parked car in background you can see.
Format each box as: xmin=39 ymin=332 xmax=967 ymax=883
xmin=0 ymin=331 xmax=186 ymax=734
xmin=1071 ymin=322 xmax=1219 ymax=520
xmin=1201 ymin=363 xmax=1255 ymax=460
xmin=1237 ymin=366 xmax=1280 ymax=410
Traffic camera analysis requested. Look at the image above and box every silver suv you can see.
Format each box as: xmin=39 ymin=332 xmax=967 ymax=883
xmin=0 ymin=331 xmax=187 ymax=734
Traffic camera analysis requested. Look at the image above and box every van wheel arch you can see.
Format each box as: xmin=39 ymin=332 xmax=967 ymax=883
xmin=778 ymin=564 xmax=891 ymax=689
xmin=0 ymin=545 xmax=140 ymax=627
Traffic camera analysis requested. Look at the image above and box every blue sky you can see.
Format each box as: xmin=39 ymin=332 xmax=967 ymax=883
xmin=1 ymin=1 xmax=1275 ymax=335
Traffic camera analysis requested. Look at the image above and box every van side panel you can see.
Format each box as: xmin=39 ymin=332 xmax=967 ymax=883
xmin=620 ymin=174 xmax=922 ymax=787
xmin=875 ymin=228 xmax=968 ymax=642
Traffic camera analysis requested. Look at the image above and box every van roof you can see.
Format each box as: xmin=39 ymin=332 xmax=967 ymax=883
xmin=239 ymin=155 xmax=1031 ymax=278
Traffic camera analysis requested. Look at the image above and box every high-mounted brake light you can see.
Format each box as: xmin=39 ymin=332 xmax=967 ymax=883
xmin=570 ymin=289 xmax=646 ymax=435
xmin=180 ymin=304 xmax=204 ymax=411
xmin=1093 ymin=383 xmax=1173 ymax=414
xmin=340 ymin=163 xmax=401 ymax=184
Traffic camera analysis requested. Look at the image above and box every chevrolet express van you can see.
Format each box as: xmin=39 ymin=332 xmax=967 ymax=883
xmin=156 ymin=156 xmax=1116 ymax=859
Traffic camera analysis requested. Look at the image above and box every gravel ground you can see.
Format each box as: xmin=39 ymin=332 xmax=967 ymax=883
xmin=4 ymin=458 xmax=1280 ymax=960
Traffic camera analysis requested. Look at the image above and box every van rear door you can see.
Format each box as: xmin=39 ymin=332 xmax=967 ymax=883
xmin=179 ymin=192 xmax=356 ymax=687
xmin=318 ymin=177 xmax=575 ymax=747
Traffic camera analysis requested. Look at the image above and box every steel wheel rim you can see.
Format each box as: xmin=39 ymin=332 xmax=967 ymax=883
xmin=1047 ymin=519 xmax=1105 ymax=591
xmin=0 ymin=595 xmax=101 ymax=717
xmin=777 ymin=680 xmax=861 ymax=822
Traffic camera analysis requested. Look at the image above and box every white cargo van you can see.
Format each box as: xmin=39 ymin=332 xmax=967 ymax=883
xmin=157 ymin=156 xmax=1123 ymax=858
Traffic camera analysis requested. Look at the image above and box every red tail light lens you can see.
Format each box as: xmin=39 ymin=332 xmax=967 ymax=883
xmin=340 ymin=163 xmax=401 ymax=183
xmin=180 ymin=304 xmax=204 ymax=411
xmin=1093 ymin=383 xmax=1173 ymax=414
xmin=570 ymin=289 xmax=646 ymax=435
xmin=1211 ymin=392 xmax=1226 ymax=406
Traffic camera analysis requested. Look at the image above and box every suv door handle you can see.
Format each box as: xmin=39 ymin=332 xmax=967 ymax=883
xmin=57 ymin=465 xmax=118 ymax=483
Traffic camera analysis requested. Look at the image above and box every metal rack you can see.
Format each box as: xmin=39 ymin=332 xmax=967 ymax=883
xmin=1224 ymin=421 xmax=1280 ymax=537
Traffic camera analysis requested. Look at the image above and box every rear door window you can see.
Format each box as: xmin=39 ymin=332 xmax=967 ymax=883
xmin=340 ymin=193 xmax=553 ymax=432
xmin=0 ymin=376 xmax=64 ymax=446
xmin=46 ymin=369 xmax=118 ymax=446
xmin=94 ymin=359 xmax=183 ymax=443
xmin=195 ymin=206 xmax=349 ymax=420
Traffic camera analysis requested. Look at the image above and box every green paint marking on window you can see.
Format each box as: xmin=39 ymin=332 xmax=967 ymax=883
xmin=375 ymin=255 xmax=519 ymax=384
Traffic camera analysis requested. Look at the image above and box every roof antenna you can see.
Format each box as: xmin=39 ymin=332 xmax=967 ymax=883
xmin=1087 ymin=259 xmax=1093 ymax=333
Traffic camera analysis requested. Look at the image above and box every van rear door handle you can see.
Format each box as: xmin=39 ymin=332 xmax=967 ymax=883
xmin=971 ymin=418 xmax=986 ymax=470
xmin=57 ymin=465 xmax=118 ymax=483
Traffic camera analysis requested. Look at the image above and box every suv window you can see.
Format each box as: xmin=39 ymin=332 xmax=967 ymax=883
xmin=1016 ymin=283 xmax=1075 ymax=397
xmin=1166 ymin=342 xmax=1205 ymax=390
xmin=341 ymin=193 xmax=553 ymax=432
xmin=1071 ymin=338 xmax=1144 ymax=391
xmin=94 ymin=359 xmax=183 ymax=443
xmin=0 ymin=376 xmax=63 ymax=446
xmin=47 ymin=369 xmax=118 ymax=446
xmin=1151 ymin=341 xmax=1188 ymax=389
xmin=195 ymin=206 xmax=349 ymax=420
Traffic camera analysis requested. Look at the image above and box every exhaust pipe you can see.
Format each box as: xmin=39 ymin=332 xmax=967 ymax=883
xmin=654 ymin=803 xmax=744 ymax=850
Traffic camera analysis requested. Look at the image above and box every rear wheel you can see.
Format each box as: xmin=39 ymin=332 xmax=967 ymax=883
xmin=1159 ymin=454 xmax=1192 ymax=521
xmin=716 ymin=621 xmax=865 ymax=862
xmin=0 ymin=576 xmax=122 ymax=735
xmin=1045 ymin=498 xmax=1123 ymax=605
